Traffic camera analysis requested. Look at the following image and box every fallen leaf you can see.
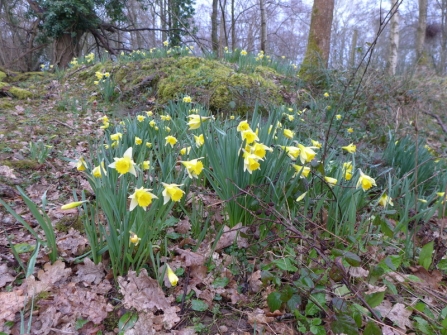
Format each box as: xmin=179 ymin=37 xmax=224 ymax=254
xmin=74 ymin=257 xmax=106 ymax=285
xmin=0 ymin=165 xmax=17 ymax=179
xmin=247 ymin=308 xmax=274 ymax=326
xmin=348 ymin=266 xmax=369 ymax=278
xmin=0 ymin=263 xmax=15 ymax=288
xmin=57 ymin=228 xmax=89 ymax=260
xmin=0 ymin=290 xmax=26 ymax=323
xmin=249 ymin=270 xmax=262 ymax=293
xmin=214 ymin=223 xmax=248 ymax=251
xmin=409 ymin=265 xmax=442 ymax=289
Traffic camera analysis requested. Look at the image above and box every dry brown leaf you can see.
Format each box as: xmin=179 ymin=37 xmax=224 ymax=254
xmin=249 ymin=270 xmax=262 ymax=293
xmin=22 ymin=260 xmax=71 ymax=295
xmin=214 ymin=223 xmax=248 ymax=251
xmin=57 ymin=228 xmax=89 ymax=259
xmin=0 ymin=263 xmax=15 ymax=288
xmin=364 ymin=284 xmax=387 ymax=295
xmin=409 ymin=265 xmax=443 ymax=289
xmin=32 ymin=305 xmax=61 ymax=334
xmin=0 ymin=290 xmax=26 ymax=324
xmin=0 ymin=165 xmax=17 ymax=179
xmin=348 ymin=266 xmax=369 ymax=278
xmin=175 ymin=218 xmax=191 ymax=234
xmin=124 ymin=311 xmax=157 ymax=335
xmin=174 ymin=248 xmax=205 ymax=267
xmin=376 ymin=301 xmax=412 ymax=330
xmin=54 ymin=282 xmax=113 ymax=324
xmin=247 ymin=308 xmax=275 ymax=326
xmin=74 ymin=257 xmax=106 ymax=285
xmin=118 ymin=269 xmax=180 ymax=330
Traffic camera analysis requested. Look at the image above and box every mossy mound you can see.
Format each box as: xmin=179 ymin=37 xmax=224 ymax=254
xmin=72 ymin=56 xmax=284 ymax=114
xmin=0 ymin=82 xmax=33 ymax=99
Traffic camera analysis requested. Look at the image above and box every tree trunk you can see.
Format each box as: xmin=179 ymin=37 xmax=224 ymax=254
xmin=387 ymin=0 xmax=399 ymax=75
xmin=440 ymin=0 xmax=447 ymax=75
xmin=231 ymin=0 xmax=235 ymax=50
xmin=416 ymin=0 xmax=428 ymax=65
xmin=260 ymin=0 xmax=267 ymax=52
xmin=349 ymin=29 xmax=358 ymax=68
xmin=301 ymin=0 xmax=334 ymax=73
xmin=211 ymin=0 xmax=219 ymax=54
xmin=53 ymin=32 xmax=83 ymax=68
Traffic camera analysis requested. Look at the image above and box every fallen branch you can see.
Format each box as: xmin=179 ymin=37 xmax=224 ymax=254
xmin=423 ymin=111 xmax=447 ymax=133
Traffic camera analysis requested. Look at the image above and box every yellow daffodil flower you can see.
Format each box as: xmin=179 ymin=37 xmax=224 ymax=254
xmin=378 ymin=194 xmax=393 ymax=207
xmin=162 ymin=183 xmax=185 ymax=204
xmin=324 ymin=92 xmax=329 ymax=98
xmin=243 ymin=153 xmax=262 ymax=174
xmin=240 ymin=50 xmax=247 ymax=56
xmin=288 ymin=115 xmax=294 ymax=122
xmin=149 ymin=120 xmax=156 ymax=128
xmin=163 ymin=40 xmax=169 ymax=46
xmin=311 ymin=139 xmax=322 ymax=149
xmin=142 ymin=161 xmax=150 ymax=170
xmin=241 ymin=129 xmax=259 ymax=144
xmin=166 ymin=264 xmax=178 ymax=286
xmin=336 ymin=114 xmax=342 ymax=120
xmin=76 ymin=157 xmax=87 ymax=171
xmin=95 ymin=71 xmax=104 ymax=80
xmin=296 ymin=143 xmax=316 ymax=164
xmin=160 ymin=115 xmax=171 ymax=121
xmin=110 ymin=132 xmax=122 ymax=141
xmin=342 ymin=143 xmax=356 ymax=153
xmin=180 ymin=146 xmax=191 ymax=155
xmin=145 ymin=142 xmax=152 ymax=148
xmin=61 ymin=200 xmax=88 ymax=210
xmin=283 ymin=129 xmax=294 ymax=139
xmin=194 ymin=134 xmax=204 ymax=147
xmin=356 ymin=169 xmax=376 ymax=191
xmin=183 ymin=96 xmax=192 ymax=103
xmin=230 ymin=115 xmax=235 ymax=120
xmin=292 ymin=164 xmax=310 ymax=178
xmin=324 ymin=176 xmax=337 ymax=187
xmin=92 ymin=162 xmax=106 ymax=178
xmin=165 ymin=135 xmax=177 ymax=148
xmin=137 ymin=115 xmax=146 ymax=122
xmin=281 ymin=146 xmax=300 ymax=160
xmin=108 ymin=147 xmax=137 ymax=176
xmin=181 ymin=158 xmax=204 ymax=179
xmin=343 ymin=162 xmax=353 ymax=180
xmin=94 ymin=80 xmax=99 ymax=85
xmin=251 ymin=143 xmax=273 ymax=159
xmin=129 ymin=232 xmax=141 ymax=246
xmin=129 ymin=186 xmax=158 ymax=211
xmin=296 ymin=192 xmax=307 ymax=202
xmin=135 ymin=137 xmax=142 ymax=145
xmin=146 ymin=110 xmax=153 ymax=116
xmin=187 ymin=114 xmax=212 ymax=130
xmin=347 ymin=127 xmax=354 ymax=133
xmin=237 ymin=120 xmax=251 ymax=132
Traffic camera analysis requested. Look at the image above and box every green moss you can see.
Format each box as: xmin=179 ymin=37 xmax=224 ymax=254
xmin=55 ymin=215 xmax=84 ymax=233
xmin=1 ymin=159 xmax=40 ymax=170
xmin=0 ymin=71 xmax=6 ymax=81
xmin=9 ymin=86 xmax=33 ymax=99
xmin=0 ymin=98 xmax=13 ymax=109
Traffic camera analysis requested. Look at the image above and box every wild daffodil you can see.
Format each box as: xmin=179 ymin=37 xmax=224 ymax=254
xmin=137 ymin=115 xmax=146 ymax=122
xmin=76 ymin=157 xmax=87 ymax=171
xmin=292 ymin=164 xmax=310 ymax=178
xmin=342 ymin=143 xmax=356 ymax=153
xmin=251 ymin=143 xmax=273 ymax=159
xmin=296 ymin=143 xmax=316 ymax=164
xmin=347 ymin=127 xmax=354 ymax=133
xmin=194 ymin=134 xmax=205 ymax=147
xmin=110 ymin=132 xmax=122 ymax=141
xmin=378 ymin=193 xmax=393 ymax=207
xmin=311 ymin=139 xmax=322 ymax=149
xmin=162 ymin=183 xmax=185 ymax=204
xmin=181 ymin=158 xmax=204 ymax=179
xmin=237 ymin=120 xmax=251 ymax=132
xmin=135 ymin=137 xmax=142 ymax=145
xmin=243 ymin=152 xmax=262 ymax=174
xmin=129 ymin=186 xmax=158 ymax=211
xmin=283 ymin=129 xmax=294 ymax=139
xmin=165 ymin=135 xmax=177 ymax=148
xmin=92 ymin=162 xmax=106 ymax=178
xmin=129 ymin=232 xmax=141 ymax=246
xmin=343 ymin=162 xmax=353 ymax=181
xmin=356 ymin=169 xmax=376 ymax=191
xmin=324 ymin=176 xmax=338 ymax=187
xmin=180 ymin=146 xmax=191 ymax=155
xmin=166 ymin=264 xmax=178 ymax=286
xmin=61 ymin=200 xmax=88 ymax=210
xmin=241 ymin=129 xmax=259 ymax=144
xmin=281 ymin=146 xmax=300 ymax=160
xmin=142 ymin=161 xmax=150 ymax=170
xmin=108 ymin=147 xmax=137 ymax=176
xmin=183 ymin=96 xmax=192 ymax=103
xmin=187 ymin=114 xmax=212 ymax=130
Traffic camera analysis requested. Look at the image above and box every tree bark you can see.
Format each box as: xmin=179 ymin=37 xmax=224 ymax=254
xmin=349 ymin=29 xmax=358 ymax=68
xmin=387 ymin=0 xmax=399 ymax=75
xmin=260 ymin=0 xmax=267 ymax=52
xmin=416 ymin=0 xmax=427 ymax=65
xmin=211 ymin=0 xmax=219 ymax=54
xmin=53 ymin=32 xmax=83 ymax=69
xmin=301 ymin=0 xmax=334 ymax=72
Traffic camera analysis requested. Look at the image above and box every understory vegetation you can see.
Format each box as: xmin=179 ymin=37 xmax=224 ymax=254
xmin=1 ymin=47 xmax=447 ymax=335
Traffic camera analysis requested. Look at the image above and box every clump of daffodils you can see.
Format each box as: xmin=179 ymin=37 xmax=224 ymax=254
xmin=108 ymin=147 xmax=137 ymax=177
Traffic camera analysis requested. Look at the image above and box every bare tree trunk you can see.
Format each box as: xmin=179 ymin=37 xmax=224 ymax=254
xmin=387 ymin=0 xmax=399 ymax=75
xmin=53 ymin=32 xmax=83 ymax=68
xmin=301 ymin=0 xmax=335 ymax=72
xmin=219 ymin=0 xmax=228 ymax=54
xmin=231 ymin=0 xmax=235 ymax=50
xmin=211 ymin=0 xmax=219 ymax=54
xmin=349 ymin=29 xmax=358 ymax=68
xmin=416 ymin=0 xmax=427 ymax=65
xmin=260 ymin=0 xmax=267 ymax=52
xmin=440 ymin=0 xmax=447 ymax=75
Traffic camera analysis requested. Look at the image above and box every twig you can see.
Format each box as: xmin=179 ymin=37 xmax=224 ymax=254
xmin=422 ymin=111 xmax=447 ymax=133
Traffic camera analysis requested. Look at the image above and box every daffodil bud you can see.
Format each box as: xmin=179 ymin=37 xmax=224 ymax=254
xmin=61 ymin=200 xmax=88 ymax=210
